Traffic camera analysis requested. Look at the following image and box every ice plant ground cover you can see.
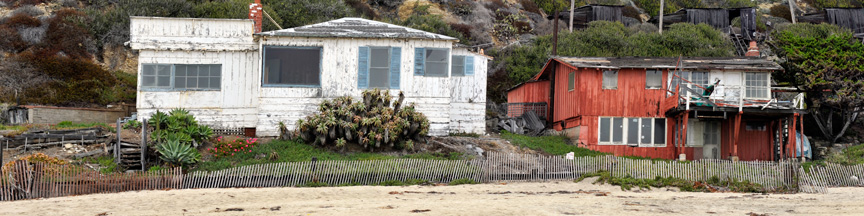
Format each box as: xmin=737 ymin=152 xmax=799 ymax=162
xmin=209 ymin=136 xmax=259 ymax=157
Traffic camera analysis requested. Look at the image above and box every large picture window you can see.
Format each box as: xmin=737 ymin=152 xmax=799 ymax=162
xmin=414 ymin=48 xmax=450 ymax=77
xmin=598 ymin=117 xmax=666 ymax=147
xmin=263 ymin=46 xmax=322 ymax=87
xmin=141 ymin=64 xmax=221 ymax=91
xmin=745 ymin=72 xmax=769 ymax=98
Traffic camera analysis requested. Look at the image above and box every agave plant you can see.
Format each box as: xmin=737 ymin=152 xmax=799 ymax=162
xmin=156 ymin=139 xmax=201 ymax=167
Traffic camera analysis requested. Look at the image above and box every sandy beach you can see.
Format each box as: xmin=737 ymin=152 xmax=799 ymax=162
xmin=2 ymin=178 xmax=863 ymax=216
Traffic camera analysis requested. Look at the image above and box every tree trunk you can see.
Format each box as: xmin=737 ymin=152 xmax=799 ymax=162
xmin=811 ymin=107 xmax=860 ymax=145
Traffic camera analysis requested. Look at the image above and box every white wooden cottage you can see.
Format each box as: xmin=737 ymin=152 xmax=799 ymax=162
xmin=129 ymin=16 xmax=488 ymax=137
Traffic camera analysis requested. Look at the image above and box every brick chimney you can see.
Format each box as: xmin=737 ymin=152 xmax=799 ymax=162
xmin=745 ymin=41 xmax=759 ymax=57
xmin=249 ymin=0 xmax=263 ymax=33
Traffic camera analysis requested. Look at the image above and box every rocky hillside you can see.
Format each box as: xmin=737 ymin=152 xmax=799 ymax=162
xmin=0 ymin=0 xmax=847 ymax=107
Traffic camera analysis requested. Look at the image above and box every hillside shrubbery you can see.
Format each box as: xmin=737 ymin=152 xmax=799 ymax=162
xmin=499 ymin=21 xmax=733 ymax=90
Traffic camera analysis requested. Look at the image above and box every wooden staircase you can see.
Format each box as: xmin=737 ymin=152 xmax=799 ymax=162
xmin=118 ymin=141 xmax=144 ymax=171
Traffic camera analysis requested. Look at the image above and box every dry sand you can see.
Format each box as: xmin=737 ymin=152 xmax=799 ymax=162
xmin=2 ymin=178 xmax=863 ymax=216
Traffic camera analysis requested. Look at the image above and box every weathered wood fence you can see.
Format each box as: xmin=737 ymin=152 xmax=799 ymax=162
xmin=2 ymin=153 xmax=863 ymax=201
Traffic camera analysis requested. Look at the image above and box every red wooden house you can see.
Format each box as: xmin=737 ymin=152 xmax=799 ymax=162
xmin=506 ymin=57 xmax=806 ymax=161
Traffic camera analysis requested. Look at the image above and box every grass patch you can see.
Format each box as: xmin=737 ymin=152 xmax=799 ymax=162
xmin=576 ymin=171 xmax=770 ymax=193
xmin=53 ymin=121 xmax=115 ymax=132
xmin=81 ymin=156 xmax=120 ymax=174
xmin=448 ymin=178 xmax=478 ymax=185
xmin=193 ymin=140 xmax=467 ymax=172
xmin=449 ymin=132 xmax=481 ymax=138
xmin=825 ymin=144 xmax=864 ymax=165
xmin=500 ymin=131 xmax=607 ymax=156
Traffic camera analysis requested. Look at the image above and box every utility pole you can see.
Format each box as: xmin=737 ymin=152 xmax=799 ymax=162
xmin=659 ymin=0 xmax=664 ymax=34
xmin=569 ymin=0 xmax=575 ymax=32
xmin=788 ymin=0 xmax=797 ymax=24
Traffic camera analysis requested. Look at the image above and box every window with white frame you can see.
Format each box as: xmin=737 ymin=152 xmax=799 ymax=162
xmin=646 ymin=69 xmax=662 ymax=89
xmin=685 ymin=120 xmax=720 ymax=147
xmin=141 ymin=64 xmax=221 ymax=91
xmin=414 ymin=48 xmax=450 ymax=77
xmin=602 ymin=70 xmax=618 ymax=89
xmin=369 ymin=47 xmax=392 ymax=88
xmin=745 ymin=72 xmax=769 ymax=98
xmin=263 ymin=46 xmax=322 ymax=87
xmin=598 ymin=117 xmax=666 ymax=147
xmin=670 ymin=71 xmax=710 ymax=95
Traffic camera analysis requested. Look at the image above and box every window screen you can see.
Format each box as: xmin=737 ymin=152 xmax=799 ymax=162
xmin=602 ymin=70 xmax=618 ymax=89
xmin=745 ymin=72 xmax=769 ymax=98
xmin=599 ymin=117 xmax=610 ymax=143
xmin=369 ymin=47 xmax=391 ymax=88
xmin=653 ymin=119 xmax=665 ymax=145
xmin=646 ymin=70 xmax=662 ymax=89
xmin=612 ymin=117 xmax=623 ymax=143
xmin=451 ymin=55 xmax=465 ymax=76
xmin=424 ymin=48 xmax=449 ymax=77
xmin=705 ymin=121 xmax=719 ymax=145
xmin=568 ymin=72 xmax=575 ymax=91
xmin=263 ymin=46 xmax=322 ymax=86
xmin=627 ymin=118 xmax=639 ymax=145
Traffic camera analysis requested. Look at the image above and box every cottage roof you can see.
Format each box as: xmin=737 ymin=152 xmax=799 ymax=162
xmin=257 ymin=17 xmax=459 ymax=41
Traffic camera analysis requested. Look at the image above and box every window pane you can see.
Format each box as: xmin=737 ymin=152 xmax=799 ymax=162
xmin=612 ymin=117 xmax=623 ymax=143
xmin=198 ymin=77 xmax=209 ymax=89
xmin=568 ymin=72 xmax=575 ymax=91
xmin=627 ymin=118 xmax=639 ymax=145
xmin=646 ymin=70 xmax=662 ymax=89
xmin=175 ymin=65 xmax=187 ymax=76
xmin=198 ymin=65 xmax=210 ymax=76
xmin=424 ymin=49 xmax=449 ymax=76
xmin=142 ymin=76 xmax=155 ymax=87
xmin=209 ymin=77 xmax=220 ymax=89
xmin=425 ymin=62 xmax=448 ymax=76
xmin=157 ymin=76 xmax=170 ymax=87
xmin=175 ymin=77 xmax=186 ymax=89
xmin=157 ymin=65 xmax=170 ymax=76
xmin=263 ymin=46 xmax=321 ymax=86
xmin=599 ymin=118 xmax=610 ymax=142
xmin=187 ymin=65 xmax=198 ymax=77
xmin=370 ymin=48 xmax=390 ymax=68
xmin=641 ymin=118 xmax=652 ymax=144
xmin=211 ymin=65 xmax=221 ymax=77
xmin=425 ymin=49 xmax=448 ymax=62
xmin=603 ymin=70 xmax=618 ymax=89
xmin=369 ymin=68 xmax=389 ymax=88
xmin=142 ymin=65 xmax=156 ymax=76
xmin=186 ymin=76 xmax=197 ymax=89
xmin=451 ymin=56 xmax=465 ymax=76
xmin=654 ymin=119 xmax=666 ymax=145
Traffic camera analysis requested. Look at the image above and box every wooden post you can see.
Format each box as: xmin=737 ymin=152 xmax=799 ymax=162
xmin=568 ymin=0 xmax=575 ymax=32
xmin=799 ymin=114 xmax=804 ymax=159
xmin=788 ymin=0 xmax=797 ymax=24
xmin=116 ymin=118 xmax=121 ymax=165
xmin=732 ymin=111 xmax=743 ymax=159
xmin=681 ymin=112 xmax=689 ymax=161
xmin=790 ymin=114 xmax=798 ymax=160
xmin=141 ymin=119 xmax=148 ymax=171
xmin=659 ymin=0 xmax=665 ymax=34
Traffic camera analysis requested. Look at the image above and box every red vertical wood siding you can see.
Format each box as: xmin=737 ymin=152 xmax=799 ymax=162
xmin=506 ymin=81 xmax=550 ymax=104
xmin=720 ymin=117 xmax=776 ymax=161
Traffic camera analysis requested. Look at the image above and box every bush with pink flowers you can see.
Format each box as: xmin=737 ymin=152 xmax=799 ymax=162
xmin=208 ymin=136 xmax=258 ymax=157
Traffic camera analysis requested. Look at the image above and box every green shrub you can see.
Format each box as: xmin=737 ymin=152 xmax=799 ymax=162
xmin=155 ymin=138 xmax=202 ymax=168
xmin=802 ymin=0 xmax=864 ymax=9
xmin=448 ymin=178 xmax=478 ymax=185
xmin=149 ymin=109 xmax=213 ymax=145
xmin=297 ymin=89 xmax=429 ymax=150
xmin=123 ymin=119 xmax=142 ymax=130
xmin=825 ymin=144 xmax=864 ymax=165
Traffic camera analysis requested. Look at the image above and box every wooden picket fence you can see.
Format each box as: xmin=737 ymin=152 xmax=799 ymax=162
xmin=3 ymin=153 xmax=864 ymax=201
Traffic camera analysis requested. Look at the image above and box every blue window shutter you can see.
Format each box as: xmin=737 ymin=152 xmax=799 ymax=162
xmin=465 ymin=56 xmax=475 ymax=76
xmin=414 ymin=48 xmax=425 ymax=76
xmin=358 ymin=46 xmax=369 ymax=89
xmin=389 ymin=47 xmax=401 ymax=89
